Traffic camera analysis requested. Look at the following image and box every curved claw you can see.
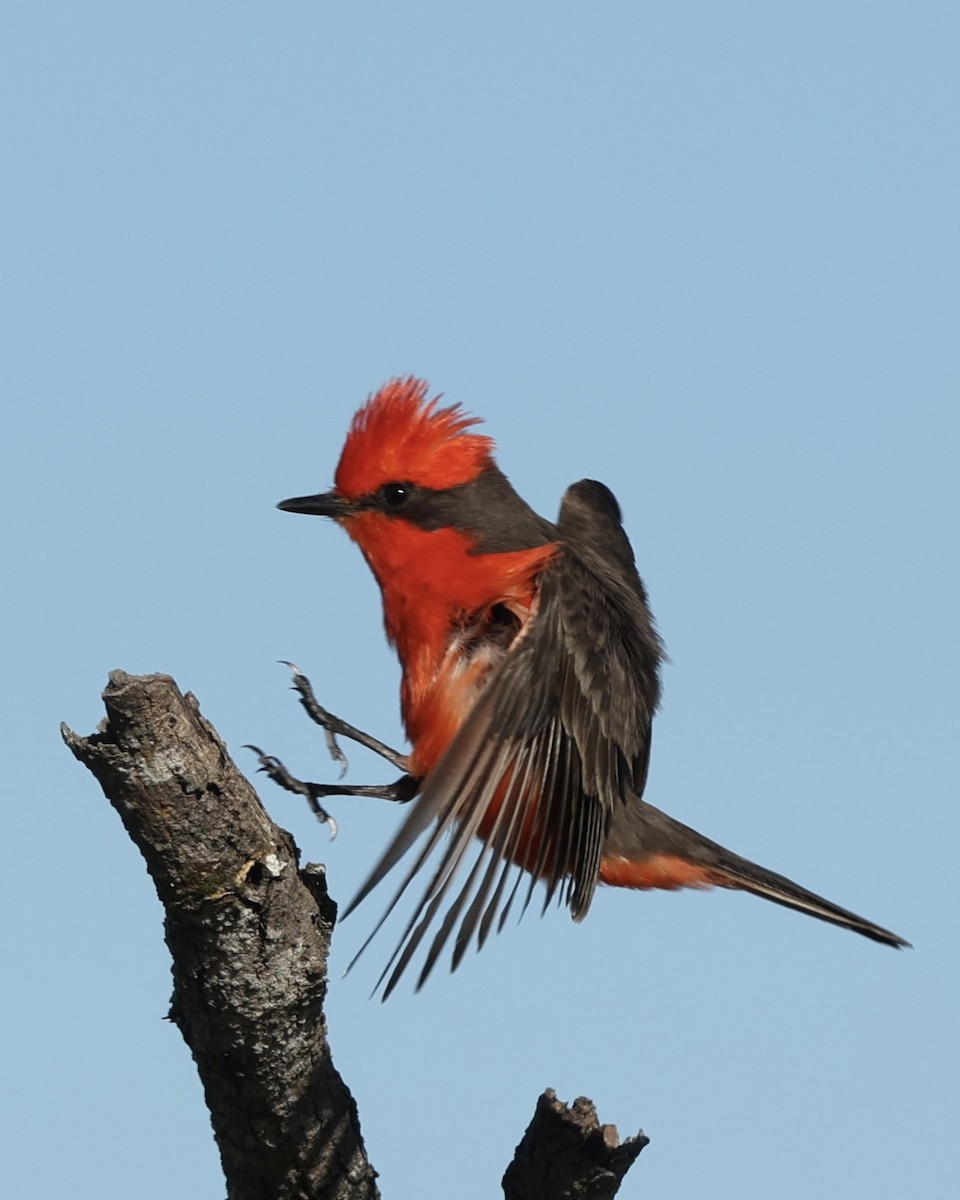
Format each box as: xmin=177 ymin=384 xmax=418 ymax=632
xmin=245 ymin=745 xmax=287 ymax=776
xmin=329 ymin=733 xmax=349 ymax=779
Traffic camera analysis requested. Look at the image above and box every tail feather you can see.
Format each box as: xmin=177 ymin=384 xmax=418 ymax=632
xmin=605 ymin=801 xmax=910 ymax=948
xmin=704 ymin=854 xmax=910 ymax=948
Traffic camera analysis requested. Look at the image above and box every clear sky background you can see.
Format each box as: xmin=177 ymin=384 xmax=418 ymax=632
xmin=3 ymin=4 xmax=957 ymax=1198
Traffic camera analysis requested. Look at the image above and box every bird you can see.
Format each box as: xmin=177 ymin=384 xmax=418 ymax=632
xmin=275 ymin=376 xmax=908 ymax=997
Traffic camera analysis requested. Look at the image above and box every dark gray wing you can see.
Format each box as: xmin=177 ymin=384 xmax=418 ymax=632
xmin=342 ymin=478 xmax=665 ymax=997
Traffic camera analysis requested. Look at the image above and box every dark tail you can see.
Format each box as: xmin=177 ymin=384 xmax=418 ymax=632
xmin=606 ymin=801 xmax=910 ymax=948
xmin=705 ymin=851 xmax=909 ymax=947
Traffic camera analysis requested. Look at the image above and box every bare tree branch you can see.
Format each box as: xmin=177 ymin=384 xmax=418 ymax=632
xmin=504 ymin=1090 xmax=647 ymax=1200
xmin=62 ymin=670 xmax=377 ymax=1200
xmin=62 ymin=671 xmax=647 ymax=1199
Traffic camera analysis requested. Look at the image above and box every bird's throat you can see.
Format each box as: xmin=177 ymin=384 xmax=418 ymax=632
xmin=344 ymin=511 xmax=556 ymax=775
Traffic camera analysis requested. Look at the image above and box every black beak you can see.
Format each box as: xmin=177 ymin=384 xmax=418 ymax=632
xmin=277 ymin=491 xmax=351 ymax=518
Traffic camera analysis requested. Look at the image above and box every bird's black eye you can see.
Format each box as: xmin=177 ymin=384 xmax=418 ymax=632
xmin=382 ymin=481 xmax=413 ymax=508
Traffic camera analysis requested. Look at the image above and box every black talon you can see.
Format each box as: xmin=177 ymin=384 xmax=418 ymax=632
xmin=247 ymin=668 xmax=421 ymax=837
xmin=279 ymin=661 xmax=350 ymax=775
xmin=245 ymin=745 xmax=339 ymax=838
xmin=278 ymin=662 xmax=409 ymax=773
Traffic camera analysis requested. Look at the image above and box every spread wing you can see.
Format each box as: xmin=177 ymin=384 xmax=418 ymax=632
xmin=342 ymin=479 xmax=665 ymax=997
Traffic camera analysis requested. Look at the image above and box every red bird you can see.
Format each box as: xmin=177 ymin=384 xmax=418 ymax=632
xmin=276 ymin=377 xmax=907 ymax=995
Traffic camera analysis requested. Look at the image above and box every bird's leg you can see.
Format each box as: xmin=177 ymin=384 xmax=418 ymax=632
xmin=245 ymin=663 xmax=419 ymax=836
xmin=245 ymin=746 xmax=420 ymax=838
xmin=280 ymin=661 xmax=408 ymax=773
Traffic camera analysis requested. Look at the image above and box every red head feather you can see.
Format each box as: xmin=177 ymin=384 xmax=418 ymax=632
xmin=334 ymin=377 xmax=495 ymax=498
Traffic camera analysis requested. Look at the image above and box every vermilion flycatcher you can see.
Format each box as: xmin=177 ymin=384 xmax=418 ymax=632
xmin=274 ymin=377 xmax=907 ymax=996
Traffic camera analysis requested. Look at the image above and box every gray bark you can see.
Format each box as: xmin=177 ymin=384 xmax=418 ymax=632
xmin=62 ymin=671 xmax=646 ymax=1199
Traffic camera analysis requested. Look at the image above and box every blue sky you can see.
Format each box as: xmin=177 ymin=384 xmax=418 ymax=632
xmin=3 ymin=4 xmax=957 ymax=1197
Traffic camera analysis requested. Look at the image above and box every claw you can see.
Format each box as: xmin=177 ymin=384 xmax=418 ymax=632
xmin=245 ymin=745 xmax=340 ymax=832
xmin=278 ymin=660 xmax=351 ymax=776
xmin=329 ymin=735 xmax=349 ymax=778
xmin=245 ymin=746 xmax=285 ymax=777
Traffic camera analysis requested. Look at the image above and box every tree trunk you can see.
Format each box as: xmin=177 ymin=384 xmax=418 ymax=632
xmin=62 ymin=671 xmax=646 ymax=1199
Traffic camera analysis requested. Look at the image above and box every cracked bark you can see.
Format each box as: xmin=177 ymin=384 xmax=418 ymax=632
xmin=62 ymin=671 xmax=646 ymax=1199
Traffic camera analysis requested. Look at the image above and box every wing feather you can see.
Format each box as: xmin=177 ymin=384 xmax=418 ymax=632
xmin=344 ymin=477 xmax=665 ymax=994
